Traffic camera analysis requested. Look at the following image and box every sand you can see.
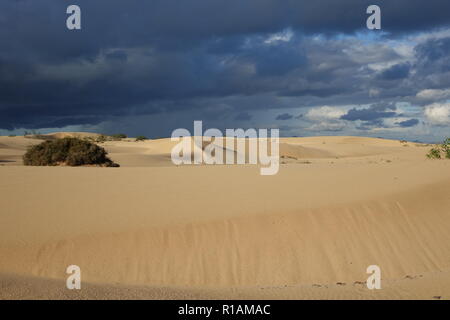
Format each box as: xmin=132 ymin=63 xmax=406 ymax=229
xmin=0 ymin=134 xmax=449 ymax=299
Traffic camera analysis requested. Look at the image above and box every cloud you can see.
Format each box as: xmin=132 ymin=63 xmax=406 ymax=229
xmin=341 ymin=103 xmax=397 ymax=121
xmin=395 ymin=118 xmax=419 ymax=127
xmin=304 ymin=106 xmax=346 ymax=121
xmin=1 ymin=0 xmax=450 ymax=142
xmin=303 ymin=106 xmax=348 ymax=132
xmin=413 ymin=37 xmax=450 ymax=92
xmin=416 ymin=88 xmax=450 ymax=101
xmin=308 ymin=121 xmax=345 ymax=132
xmin=424 ymin=103 xmax=450 ymax=125
xmin=234 ymin=112 xmax=252 ymax=121
xmin=379 ymin=63 xmax=410 ymax=80
xmin=276 ymin=113 xmax=294 ymax=120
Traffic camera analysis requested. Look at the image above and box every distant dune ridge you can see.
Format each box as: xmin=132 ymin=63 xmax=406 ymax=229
xmin=0 ymin=133 xmax=450 ymax=299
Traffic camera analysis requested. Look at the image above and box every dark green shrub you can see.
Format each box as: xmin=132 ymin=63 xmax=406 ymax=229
xmin=427 ymin=148 xmax=441 ymax=159
xmin=426 ymin=138 xmax=450 ymax=159
xmin=95 ymin=135 xmax=108 ymax=143
xmin=135 ymin=135 xmax=147 ymax=141
xmin=444 ymin=149 xmax=450 ymax=159
xmin=442 ymin=139 xmax=450 ymax=159
xmin=23 ymin=137 xmax=119 ymax=167
xmin=110 ymin=133 xmax=127 ymax=140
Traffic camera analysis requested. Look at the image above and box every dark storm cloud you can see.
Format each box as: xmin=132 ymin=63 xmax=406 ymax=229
xmin=276 ymin=113 xmax=294 ymax=120
xmin=396 ymin=119 xmax=419 ymax=127
xmin=415 ymin=37 xmax=450 ymax=66
xmin=379 ymin=63 xmax=410 ymax=80
xmin=412 ymin=37 xmax=450 ymax=94
xmin=1 ymin=0 xmax=450 ymax=131
xmin=72 ymin=0 xmax=450 ymax=40
xmin=341 ymin=103 xmax=397 ymax=122
xmin=234 ymin=112 xmax=252 ymax=121
xmin=251 ymin=42 xmax=307 ymax=76
xmin=356 ymin=119 xmax=386 ymax=130
xmin=4 ymin=1 xmax=449 ymax=58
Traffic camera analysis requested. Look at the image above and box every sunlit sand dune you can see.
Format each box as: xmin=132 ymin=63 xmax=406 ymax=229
xmin=0 ymin=134 xmax=449 ymax=299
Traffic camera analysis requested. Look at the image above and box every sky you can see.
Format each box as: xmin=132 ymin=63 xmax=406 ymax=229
xmin=1 ymin=0 xmax=450 ymax=142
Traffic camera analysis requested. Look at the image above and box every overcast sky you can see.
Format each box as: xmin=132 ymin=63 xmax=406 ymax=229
xmin=1 ymin=0 xmax=450 ymax=142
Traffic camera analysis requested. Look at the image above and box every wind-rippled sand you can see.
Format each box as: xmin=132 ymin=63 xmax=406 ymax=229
xmin=1 ymin=134 xmax=449 ymax=299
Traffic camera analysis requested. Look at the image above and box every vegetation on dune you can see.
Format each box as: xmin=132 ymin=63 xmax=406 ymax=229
xmin=23 ymin=137 xmax=119 ymax=167
xmin=23 ymin=130 xmax=55 ymax=141
xmin=26 ymin=134 xmax=56 ymax=141
xmin=443 ymin=138 xmax=450 ymax=159
xmin=110 ymin=133 xmax=127 ymax=140
xmin=427 ymin=147 xmax=442 ymax=159
xmin=24 ymin=130 xmax=39 ymax=136
xmin=94 ymin=135 xmax=108 ymax=143
xmin=427 ymin=138 xmax=450 ymax=159
xmin=81 ymin=133 xmax=128 ymax=143
xmin=135 ymin=135 xmax=147 ymax=141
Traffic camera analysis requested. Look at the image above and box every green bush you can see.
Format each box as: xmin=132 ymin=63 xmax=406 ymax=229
xmin=427 ymin=148 xmax=442 ymax=159
xmin=135 ymin=135 xmax=147 ymax=141
xmin=426 ymin=138 xmax=450 ymax=159
xmin=442 ymin=138 xmax=450 ymax=159
xmin=95 ymin=135 xmax=108 ymax=143
xmin=110 ymin=133 xmax=127 ymax=140
xmin=23 ymin=137 xmax=119 ymax=167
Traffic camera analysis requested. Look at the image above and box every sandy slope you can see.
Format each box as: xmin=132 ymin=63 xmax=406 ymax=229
xmin=0 ymin=134 xmax=449 ymax=299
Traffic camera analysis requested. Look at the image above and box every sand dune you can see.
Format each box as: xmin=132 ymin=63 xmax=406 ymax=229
xmin=0 ymin=134 xmax=449 ymax=299
xmin=0 ymin=136 xmax=40 ymax=165
xmin=46 ymin=132 xmax=102 ymax=140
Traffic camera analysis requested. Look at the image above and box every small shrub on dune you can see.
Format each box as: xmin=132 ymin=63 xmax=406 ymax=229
xmin=95 ymin=135 xmax=108 ymax=143
xmin=135 ymin=135 xmax=147 ymax=141
xmin=427 ymin=148 xmax=442 ymax=159
xmin=442 ymin=138 xmax=450 ymax=159
xmin=23 ymin=137 xmax=119 ymax=167
xmin=426 ymin=138 xmax=450 ymax=159
xmin=110 ymin=133 xmax=127 ymax=141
